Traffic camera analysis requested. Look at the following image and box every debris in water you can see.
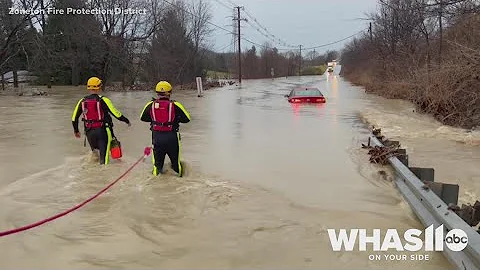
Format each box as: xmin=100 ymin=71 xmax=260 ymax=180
xmin=17 ymin=88 xmax=48 ymax=96
xmin=372 ymin=127 xmax=385 ymax=141
xmin=448 ymin=200 xmax=480 ymax=227
xmin=372 ymin=126 xmax=381 ymax=136
xmin=362 ymin=145 xmax=404 ymax=165
xmin=362 ymin=126 xmax=404 ymax=165
xmin=377 ymin=170 xmax=388 ymax=181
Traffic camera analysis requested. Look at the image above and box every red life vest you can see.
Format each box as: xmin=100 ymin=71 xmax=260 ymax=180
xmin=150 ymin=99 xmax=175 ymax=131
xmin=81 ymin=96 xmax=104 ymax=129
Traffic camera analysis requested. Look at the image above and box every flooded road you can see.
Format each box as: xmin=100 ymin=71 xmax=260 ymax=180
xmin=1 ymin=74 xmax=477 ymax=269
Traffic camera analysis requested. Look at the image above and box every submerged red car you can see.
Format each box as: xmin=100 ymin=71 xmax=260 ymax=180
xmin=284 ymin=87 xmax=326 ymax=103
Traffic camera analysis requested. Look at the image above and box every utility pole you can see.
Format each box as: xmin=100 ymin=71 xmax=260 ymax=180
xmin=369 ymin=22 xmax=373 ymax=42
xmin=40 ymin=0 xmax=46 ymax=31
xmin=438 ymin=0 xmax=443 ymax=65
xmin=299 ymin=45 xmax=302 ymax=76
xmin=234 ymin=6 xmax=245 ymax=83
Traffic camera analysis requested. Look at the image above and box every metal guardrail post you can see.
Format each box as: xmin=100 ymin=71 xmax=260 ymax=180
xmin=410 ymin=167 xmax=435 ymax=183
xmin=409 ymin=167 xmax=459 ymax=206
xmin=369 ymin=135 xmax=480 ymax=270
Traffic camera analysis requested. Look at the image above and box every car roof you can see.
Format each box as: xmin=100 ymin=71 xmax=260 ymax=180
xmin=292 ymin=87 xmax=323 ymax=94
xmin=293 ymin=87 xmax=320 ymax=91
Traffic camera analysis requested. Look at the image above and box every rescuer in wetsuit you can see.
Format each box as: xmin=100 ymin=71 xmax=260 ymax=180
xmin=71 ymin=76 xmax=131 ymax=164
xmin=140 ymin=81 xmax=191 ymax=177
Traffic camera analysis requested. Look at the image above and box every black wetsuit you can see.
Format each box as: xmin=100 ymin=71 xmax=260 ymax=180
xmin=140 ymin=97 xmax=191 ymax=176
xmin=72 ymin=94 xmax=130 ymax=164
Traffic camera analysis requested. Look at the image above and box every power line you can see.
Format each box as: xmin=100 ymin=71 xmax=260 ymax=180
xmin=224 ymin=0 xmax=238 ymax=7
xmin=210 ymin=0 xmax=233 ymax=10
xmin=244 ymin=20 xmax=281 ymax=47
xmin=302 ymin=30 xmax=366 ymax=50
xmin=243 ymin=19 xmax=295 ymax=49
xmin=209 ymin=0 xmax=289 ymax=47
xmin=162 ymin=0 xmax=365 ymax=54
xmin=161 ymin=0 xmax=297 ymax=51
xmin=241 ymin=7 xmax=296 ymax=48
xmin=243 ymin=29 xmax=365 ymax=52
xmin=241 ymin=37 xmax=295 ymax=51
xmin=208 ymin=0 xmax=297 ymax=48
xmin=214 ymin=0 xmax=464 ymax=53
xmin=215 ymin=39 xmax=235 ymax=52
xmin=228 ymin=2 xmax=365 ymax=51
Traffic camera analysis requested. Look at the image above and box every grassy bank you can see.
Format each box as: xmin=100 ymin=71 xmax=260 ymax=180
xmin=205 ymin=65 xmax=327 ymax=80
xmin=206 ymin=70 xmax=231 ymax=79
xmin=341 ymin=1 xmax=480 ymax=130
xmin=302 ymin=65 xmax=327 ymax=76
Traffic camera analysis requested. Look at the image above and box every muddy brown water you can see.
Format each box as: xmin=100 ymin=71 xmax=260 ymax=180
xmin=1 ymin=75 xmax=478 ymax=269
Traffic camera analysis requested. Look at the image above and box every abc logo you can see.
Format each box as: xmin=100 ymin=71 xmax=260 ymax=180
xmin=445 ymin=229 xmax=468 ymax=251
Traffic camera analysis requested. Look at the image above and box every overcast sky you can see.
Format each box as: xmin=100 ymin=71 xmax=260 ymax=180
xmin=206 ymin=0 xmax=379 ymax=54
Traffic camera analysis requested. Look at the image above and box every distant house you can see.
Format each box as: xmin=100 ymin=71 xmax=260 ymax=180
xmin=2 ymin=70 xmax=38 ymax=84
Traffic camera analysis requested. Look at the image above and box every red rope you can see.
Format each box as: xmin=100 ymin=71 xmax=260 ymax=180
xmin=0 ymin=147 xmax=152 ymax=237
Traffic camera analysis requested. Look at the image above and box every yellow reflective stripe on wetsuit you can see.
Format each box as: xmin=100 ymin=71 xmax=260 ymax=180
xmin=71 ymin=98 xmax=83 ymax=121
xmin=152 ymin=149 xmax=158 ymax=176
xmin=101 ymin=96 xmax=122 ymax=118
xmin=173 ymin=101 xmax=191 ymax=121
xmin=172 ymin=101 xmax=188 ymax=177
xmin=105 ymin=127 xmax=113 ymax=165
xmin=140 ymin=101 xmax=153 ymax=118
xmin=101 ymin=96 xmax=119 ymax=164
xmin=177 ymin=132 xmax=183 ymax=177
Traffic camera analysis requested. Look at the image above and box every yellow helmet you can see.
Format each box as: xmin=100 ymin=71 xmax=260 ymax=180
xmin=155 ymin=81 xmax=172 ymax=93
xmin=87 ymin=77 xmax=102 ymax=91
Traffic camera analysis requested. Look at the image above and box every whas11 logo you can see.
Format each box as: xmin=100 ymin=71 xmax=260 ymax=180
xmin=328 ymin=225 xmax=468 ymax=252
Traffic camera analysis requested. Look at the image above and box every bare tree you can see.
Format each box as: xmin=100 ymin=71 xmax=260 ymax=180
xmin=86 ymin=0 xmax=160 ymax=85
xmin=187 ymin=0 xmax=212 ymax=75
xmin=0 ymin=0 xmax=41 ymax=88
xmin=341 ymin=0 xmax=480 ymax=128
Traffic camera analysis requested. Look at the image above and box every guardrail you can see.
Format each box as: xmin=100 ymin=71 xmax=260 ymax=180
xmin=365 ymin=129 xmax=480 ymax=270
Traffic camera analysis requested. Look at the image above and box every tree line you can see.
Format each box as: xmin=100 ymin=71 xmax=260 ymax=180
xmin=1 ymin=0 xmax=339 ymax=89
xmin=1 ymin=0 xmax=213 ymax=87
xmin=340 ymin=0 xmax=480 ymax=129
xmin=204 ymin=44 xmax=338 ymax=79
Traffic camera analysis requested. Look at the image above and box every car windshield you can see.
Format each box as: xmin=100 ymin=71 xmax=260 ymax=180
xmin=293 ymin=90 xmax=322 ymax=96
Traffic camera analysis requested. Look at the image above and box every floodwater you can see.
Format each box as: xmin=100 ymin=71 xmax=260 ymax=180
xmin=0 ymin=74 xmax=478 ymax=269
